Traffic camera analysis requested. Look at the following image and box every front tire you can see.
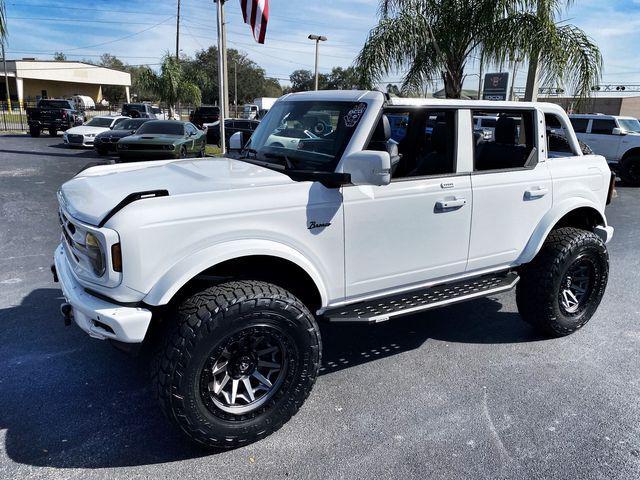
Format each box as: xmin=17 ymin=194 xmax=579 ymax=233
xmin=516 ymin=227 xmax=609 ymax=337
xmin=154 ymin=281 xmax=321 ymax=449
xmin=29 ymin=126 xmax=41 ymax=137
xmin=179 ymin=146 xmax=188 ymax=158
xmin=619 ymin=155 xmax=640 ymax=186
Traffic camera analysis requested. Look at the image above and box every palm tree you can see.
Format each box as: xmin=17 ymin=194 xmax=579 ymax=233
xmin=137 ymin=54 xmax=201 ymax=118
xmin=356 ymin=0 xmax=602 ymax=99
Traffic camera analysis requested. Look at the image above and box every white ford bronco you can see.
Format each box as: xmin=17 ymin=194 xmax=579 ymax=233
xmin=52 ymin=90 xmax=615 ymax=448
xmin=566 ymin=113 xmax=640 ymax=185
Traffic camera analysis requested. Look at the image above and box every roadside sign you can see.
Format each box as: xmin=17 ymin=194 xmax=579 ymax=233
xmin=483 ymin=73 xmax=510 ymax=101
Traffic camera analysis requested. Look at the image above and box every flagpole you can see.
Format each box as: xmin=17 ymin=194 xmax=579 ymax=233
xmin=215 ymin=0 xmax=226 ymax=153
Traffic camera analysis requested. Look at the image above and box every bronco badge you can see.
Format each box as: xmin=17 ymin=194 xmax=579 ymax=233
xmin=308 ymin=221 xmax=331 ymax=230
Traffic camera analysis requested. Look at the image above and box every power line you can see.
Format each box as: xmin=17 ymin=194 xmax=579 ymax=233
xmin=7 ymin=2 xmax=175 ymax=17
xmin=7 ymin=50 xmax=162 ymax=60
xmin=7 ymin=16 xmax=170 ymax=26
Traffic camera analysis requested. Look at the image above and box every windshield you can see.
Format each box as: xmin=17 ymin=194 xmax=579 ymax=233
xmin=85 ymin=117 xmax=115 ymax=127
xmin=619 ymin=118 xmax=640 ymax=133
xmin=115 ymin=119 xmax=148 ymax=130
xmin=123 ymin=104 xmax=146 ymax=113
xmin=242 ymin=100 xmax=366 ymax=172
xmin=136 ymin=121 xmax=184 ymax=135
xmin=39 ymin=100 xmax=72 ymax=109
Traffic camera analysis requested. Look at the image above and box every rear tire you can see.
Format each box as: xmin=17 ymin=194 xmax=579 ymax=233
xmin=619 ymin=155 xmax=640 ymax=186
xmin=29 ymin=126 xmax=41 ymax=137
xmin=516 ymin=227 xmax=609 ymax=337
xmin=154 ymin=280 xmax=321 ymax=449
xmin=49 ymin=128 xmax=58 ymax=137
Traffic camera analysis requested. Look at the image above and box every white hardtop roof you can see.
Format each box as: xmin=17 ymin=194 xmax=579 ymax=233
xmin=569 ymin=113 xmax=637 ymax=120
xmin=277 ymin=90 xmax=569 ymax=116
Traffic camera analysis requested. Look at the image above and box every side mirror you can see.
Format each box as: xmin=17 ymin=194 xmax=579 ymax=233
xmin=341 ymin=150 xmax=391 ymax=186
xmin=612 ymin=127 xmax=626 ymax=135
xmin=229 ymin=131 xmax=244 ymax=151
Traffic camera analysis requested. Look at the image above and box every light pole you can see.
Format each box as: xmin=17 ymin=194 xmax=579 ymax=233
xmin=1 ymin=42 xmax=11 ymax=111
xmin=308 ymin=34 xmax=327 ymax=91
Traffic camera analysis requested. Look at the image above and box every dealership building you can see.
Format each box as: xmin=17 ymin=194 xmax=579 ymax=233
xmin=1 ymin=59 xmax=131 ymax=108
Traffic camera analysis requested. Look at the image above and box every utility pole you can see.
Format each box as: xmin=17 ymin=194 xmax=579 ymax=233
xmin=524 ymin=0 xmax=544 ymax=101
xmin=1 ymin=42 xmax=11 ymax=111
xmin=176 ymin=0 xmax=181 ymax=60
xmin=234 ymin=61 xmax=238 ymax=117
xmin=308 ymin=34 xmax=327 ymax=91
xmin=477 ymin=50 xmax=484 ymax=100
xmin=215 ymin=0 xmax=226 ymax=153
xmin=220 ymin=2 xmax=230 ymax=116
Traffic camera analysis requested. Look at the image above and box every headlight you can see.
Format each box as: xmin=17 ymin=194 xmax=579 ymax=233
xmin=85 ymin=232 xmax=105 ymax=276
xmin=162 ymin=145 xmax=175 ymax=150
xmin=85 ymin=133 xmax=95 ymax=138
xmin=119 ymin=144 xmax=128 ymax=150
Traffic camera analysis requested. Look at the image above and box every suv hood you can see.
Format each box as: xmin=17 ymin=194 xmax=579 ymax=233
xmin=59 ymin=157 xmax=293 ymax=226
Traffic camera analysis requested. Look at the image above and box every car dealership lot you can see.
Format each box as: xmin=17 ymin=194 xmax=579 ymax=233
xmin=1 ymin=135 xmax=639 ymax=479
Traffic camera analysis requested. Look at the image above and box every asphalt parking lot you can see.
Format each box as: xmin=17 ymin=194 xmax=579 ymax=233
xmin=1 ymin=134 xmax=639 ymax=479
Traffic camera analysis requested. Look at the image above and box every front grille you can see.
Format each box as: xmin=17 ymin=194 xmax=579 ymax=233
xmin=124 ymin=144 xmax=171 ymax=151
xmin=67 ymin=134 xmax=84 ymax=144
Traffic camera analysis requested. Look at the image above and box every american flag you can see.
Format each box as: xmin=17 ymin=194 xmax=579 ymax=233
xmin=239 ymin=0 xmax=269 ymax=44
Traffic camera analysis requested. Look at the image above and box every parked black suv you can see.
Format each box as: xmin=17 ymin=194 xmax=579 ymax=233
xmin=189 ymin=106 xmax=220 ymax=128
xmin=26 ymin=99 xmax=84 ymax=137
xmin=206 ymin=118 xmax=259 ymax=146
xmin=121 ymin=103 xmax=157 ymax=119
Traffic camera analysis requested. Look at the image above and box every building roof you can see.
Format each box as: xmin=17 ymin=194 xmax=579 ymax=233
xmin=2 ymin=60 xmax=131 ymax=86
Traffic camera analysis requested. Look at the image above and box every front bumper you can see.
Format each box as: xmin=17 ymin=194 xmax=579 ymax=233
xmin=53 ymin=244 xmax=152 ymax=343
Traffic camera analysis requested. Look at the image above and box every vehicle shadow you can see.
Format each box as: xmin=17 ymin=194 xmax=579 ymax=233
xmin=0 ymin=287 xmax=541 ymax=469
xmin=0 ymin=148 xmax=99 ymax=159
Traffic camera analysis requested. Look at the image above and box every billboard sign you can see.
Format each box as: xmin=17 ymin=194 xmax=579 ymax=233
xmin=483 ymin=72 xmax=510 ymax=101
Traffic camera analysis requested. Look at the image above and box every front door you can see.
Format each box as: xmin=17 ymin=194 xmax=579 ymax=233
xmin=343 ymin=108 xmax=472 ymax=300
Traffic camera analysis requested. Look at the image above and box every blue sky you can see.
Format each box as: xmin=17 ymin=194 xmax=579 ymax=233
xmin=4 ymin=0 xmax=640 ymax=91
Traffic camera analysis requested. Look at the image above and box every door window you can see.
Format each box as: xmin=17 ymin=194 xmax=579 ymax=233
xmin=570 ymin=118 xmax=589 ymax=133
xmin=545 ymin=113 xmax=579 ymax=157
xmin=590 ymin=119 xmax=616 ymax=135
xmin=472 ymin=109 xmax=537 ymax=171
xmin=368 ymin=109 xmax=457 ymax=179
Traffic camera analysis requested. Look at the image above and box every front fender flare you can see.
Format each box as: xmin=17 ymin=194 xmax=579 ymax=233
xmin=143 ymin=239 xmax=330 ymax=307
xmin=516 ymin=199 xmax=607 ymax=265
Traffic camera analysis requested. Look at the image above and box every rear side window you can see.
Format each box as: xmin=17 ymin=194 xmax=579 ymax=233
xmin=472 ymin=109 xmax=537 ymax=171
xmin=591 ymin=119 xmax=616 ymax=135
xmin=545 ymin=113 xmax=578 ymax=157
xmin=570 ymin=118 xmax=589 ymax=133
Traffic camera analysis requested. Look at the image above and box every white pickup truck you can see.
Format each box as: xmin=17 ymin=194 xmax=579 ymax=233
xmin=568 ymin=113 xmax=640 ymax=185
xmin=52 ymin=90 xmax=615 ymax=449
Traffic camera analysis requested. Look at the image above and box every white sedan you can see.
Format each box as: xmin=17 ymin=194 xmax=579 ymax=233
xmin=63 ymin=116 xmax=129 ymax=147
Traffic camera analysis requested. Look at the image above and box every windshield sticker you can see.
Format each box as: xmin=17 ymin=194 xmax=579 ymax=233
xmin=344 ymin=103 xmax=367 ymax=128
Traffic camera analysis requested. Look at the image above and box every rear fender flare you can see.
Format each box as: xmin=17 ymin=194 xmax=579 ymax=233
xmin=517 ymin=199 xmax=606 ymax=265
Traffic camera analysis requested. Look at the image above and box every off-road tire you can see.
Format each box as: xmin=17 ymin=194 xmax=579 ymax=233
xmin=49 ymin=128 xmax=58 ymax=137
xmin=516 ymin=227 xmax=609 ymax=337
xmin=154 ymin=280 xmax=321 ymax=449
xmin=619 ymin=155 xmax=640 ymax=187
xmin=29 ymin=126 xmax=41 ymax=137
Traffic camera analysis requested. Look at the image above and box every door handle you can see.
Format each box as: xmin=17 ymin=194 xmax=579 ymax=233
xmin=524 ymin=187 xmax=549 ymax=199
xmin=436 ymin=197 xmax=467 ymax=210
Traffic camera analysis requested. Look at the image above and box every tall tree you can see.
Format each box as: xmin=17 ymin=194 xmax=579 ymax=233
xmin=53 ymin=52 xmax=66 ymax=61
xmin=356 ymin=0 xmax=601 ymax=99
xmin=137 ymin=54 xmax=201 ymax=117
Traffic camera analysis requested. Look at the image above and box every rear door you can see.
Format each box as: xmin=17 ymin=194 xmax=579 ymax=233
xmin=468 ymin=107 xmax=552 ymax=271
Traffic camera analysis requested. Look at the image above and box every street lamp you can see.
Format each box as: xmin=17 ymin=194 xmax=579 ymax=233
xmin=308 ymin=34 xmax=327 ymax=91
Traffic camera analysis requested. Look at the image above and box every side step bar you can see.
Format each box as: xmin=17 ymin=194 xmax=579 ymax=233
xmin=324 ymin=272 xmax=519 ymax=323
